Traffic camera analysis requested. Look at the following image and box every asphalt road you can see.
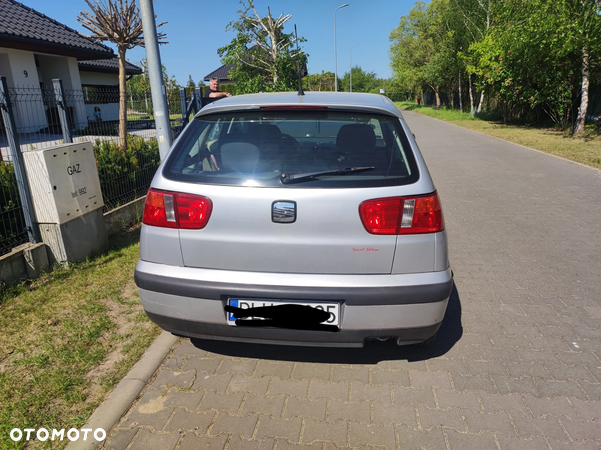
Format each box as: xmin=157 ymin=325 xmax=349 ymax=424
xmin=101 ymin=110 xmax=601 ymax=450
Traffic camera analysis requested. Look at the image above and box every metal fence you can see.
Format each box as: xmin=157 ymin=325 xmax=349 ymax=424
xmin=0 ymin=79 xmax=201 ymax=256
xmin=0 ymin=162 xmax=28 ymax=256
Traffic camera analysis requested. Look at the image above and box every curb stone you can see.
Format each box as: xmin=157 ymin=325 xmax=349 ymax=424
xmin=65 ymin=331 xmax=179 ymax=450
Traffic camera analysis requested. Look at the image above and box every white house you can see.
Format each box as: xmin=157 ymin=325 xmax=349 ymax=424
xmin=0 ymin=0 xmax=141 ymax=132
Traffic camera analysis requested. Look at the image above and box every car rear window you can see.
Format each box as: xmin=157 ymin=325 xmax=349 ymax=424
xmin=163 ymin=110 xmax=419 ymax=188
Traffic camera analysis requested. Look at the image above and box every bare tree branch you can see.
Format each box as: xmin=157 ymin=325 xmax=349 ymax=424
xmin=77 ymin=0 xmax=167 ymax=149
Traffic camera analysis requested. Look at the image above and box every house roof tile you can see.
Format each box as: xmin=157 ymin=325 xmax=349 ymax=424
xmin=0 ymin=0 xmax=114 ymax=59
xmin=204 ymin=63 xmax=235 ymax=82
xmin=78 ymin=58 xmax=142 ymax=75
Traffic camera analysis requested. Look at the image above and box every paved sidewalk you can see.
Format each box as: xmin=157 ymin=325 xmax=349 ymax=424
xmin=100 ymin=111 xmax=601 ymax=450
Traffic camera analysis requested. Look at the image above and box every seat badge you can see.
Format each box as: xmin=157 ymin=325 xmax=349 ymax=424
xmin=272 ymin=201 xmax=296 ymax=223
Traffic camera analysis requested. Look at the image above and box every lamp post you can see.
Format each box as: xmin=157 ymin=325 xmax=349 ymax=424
xmin=350 ymin=44 xmax=358 ymax=92
xmin=334 ymin=3 xmax=349 ymax=92
xmin=140 ymin=0 xmax=171 ymax=160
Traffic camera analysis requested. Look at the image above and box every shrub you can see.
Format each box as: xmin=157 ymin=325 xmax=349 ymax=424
xmin=93 ymin=136 xmax=161 ymax=210
xmin=0 ymin=136 xmax=160 ymax=253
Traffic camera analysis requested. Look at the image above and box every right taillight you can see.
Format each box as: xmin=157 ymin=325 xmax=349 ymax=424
xmin=359 ymin=192 xmax=444 ymax=235
xmin=143 ymin=188 xmax=212 ymax=229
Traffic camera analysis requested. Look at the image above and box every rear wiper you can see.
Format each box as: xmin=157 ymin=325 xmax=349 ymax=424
xmin=280 ymin=166 xmax=375 ymax=184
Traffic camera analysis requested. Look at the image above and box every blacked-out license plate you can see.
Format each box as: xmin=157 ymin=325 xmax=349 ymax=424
xmin=226 ymin=299 xmax=340 ymax=327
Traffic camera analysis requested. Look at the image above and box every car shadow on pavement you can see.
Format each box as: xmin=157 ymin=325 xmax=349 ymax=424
xmin=190 ymin=283 xmax=462 ymax=365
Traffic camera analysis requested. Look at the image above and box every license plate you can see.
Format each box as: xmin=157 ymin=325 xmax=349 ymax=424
xmin=227 ymin=299 xmax=340 ymax=327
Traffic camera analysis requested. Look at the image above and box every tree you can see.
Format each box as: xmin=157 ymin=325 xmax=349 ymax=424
xmin=568 ymin=0 xmax=601 ymax=134
xmin=469 ymin=0 xmax=600 ymax=127
xmin=126 ymin=59 xmax=149 ymax=97
xmin=389 ymin=0 xmax=499 ymax=112
xmin=387 ymin=0 xmax=600 ymax=130
xmin=126 ymin=60 xmax=182 ymax=114
xmin=340 ymin=66 xmax=379 ymax=93
xmin=164 ymin=72 xmax=180 ymax=114
xmin=464 ymin=0 xmax=601 ymax=129
xmin=391 ymin=1 xmax=459 ymax=108
xmin=303 ymin=71 xmax=336 ymax=92
xmin=187 ymin=75 xmax=196 ymax=89
xmin=389 ymin=2 xmax=430 ymax=103
xmin=78 ymin=0 xmax=167 ymax=149
xmin=218 ymin=0 xmax=308 ymax=93
xmin=453 ymin=0 xmax=498 ymax=112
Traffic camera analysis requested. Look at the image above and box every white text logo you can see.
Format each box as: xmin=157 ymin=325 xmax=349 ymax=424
xmin=10 ymin=428 xmax=106 ymax=442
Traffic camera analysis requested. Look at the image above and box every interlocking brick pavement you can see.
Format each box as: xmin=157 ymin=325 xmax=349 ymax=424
xmin=100 ymin=111 xmax=601 ymax=449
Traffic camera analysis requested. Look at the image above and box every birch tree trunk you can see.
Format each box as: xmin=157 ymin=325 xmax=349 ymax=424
xmin=469 ymin=73 xmax=475 ymax=115
xmin=458 ymin=71 xmax=463 ymax=112
xmin=477 ymin=89 xmax=484 ymax=113
xmin=574 ymin=45 xmax=589 ymax=135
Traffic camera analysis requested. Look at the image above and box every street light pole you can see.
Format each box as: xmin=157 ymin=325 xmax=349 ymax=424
xmin=350 ymin=44 xmax=358 ymax=92
xmin=334 ymin=4 xmax=349 ymax=92
xmin=140 ymin=0 xmax=172 ymax=161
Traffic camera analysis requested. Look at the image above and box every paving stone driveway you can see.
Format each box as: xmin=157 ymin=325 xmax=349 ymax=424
xmin=102 ymin=111 xmax=601 ymax=450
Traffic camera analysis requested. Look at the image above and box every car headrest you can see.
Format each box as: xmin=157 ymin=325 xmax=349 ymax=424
xmin=247 ymin=123 xmax=282 ymax=143
xmin=220 ymin=142 xmax=260 ymax=172
xmin=336 ymin=124 xmax=376 ymax=150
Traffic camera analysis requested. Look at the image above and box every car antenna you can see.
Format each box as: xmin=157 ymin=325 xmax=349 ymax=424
xmin=295 ymin=24 xmax=305 ymax=96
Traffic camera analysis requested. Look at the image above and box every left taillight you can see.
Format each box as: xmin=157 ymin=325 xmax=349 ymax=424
xmin=143 ymin=188 xmax=212 ymax=229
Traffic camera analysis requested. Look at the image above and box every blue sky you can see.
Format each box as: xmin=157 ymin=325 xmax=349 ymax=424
xmin=20 ymin=0 xmax=420 ymax=85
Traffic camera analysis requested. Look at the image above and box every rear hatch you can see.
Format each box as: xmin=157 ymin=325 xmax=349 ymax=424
xmin=177 ymin=185 xmax=398 ymax=274
xmin=150 ymin=107 xmax=439 ymax=275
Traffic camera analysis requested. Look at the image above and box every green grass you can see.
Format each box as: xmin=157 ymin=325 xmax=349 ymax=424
xmin=126 ymin=113 xmax=152 ymax=121
xmin=396 ymin=102 xmax=601 ymax=171
xmin=0 ymin=228 xmax=161 ymax=449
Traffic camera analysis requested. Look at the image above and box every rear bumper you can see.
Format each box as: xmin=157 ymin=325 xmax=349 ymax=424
xmin=146 ymin=311 xmax=443 ymax=348
xmin=135 ymin=260 xmax=453 ymax=347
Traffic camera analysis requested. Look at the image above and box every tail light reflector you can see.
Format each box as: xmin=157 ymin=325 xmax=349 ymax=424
xmin=143 ymin=188 xmax=212 ymax=229
xmin=359 ymin=192 xmax=444 ymax=235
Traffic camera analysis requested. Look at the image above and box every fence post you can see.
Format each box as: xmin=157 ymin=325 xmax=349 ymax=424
xmin=179 ymin=87 xmax=187 ymax=124
xmin=0 ymin=76 xmax=40 ymax=243
xmin=52 ymin=78 xmax=73 ymax=144
xmin=195 ymin=87 xmax=202 ymax=114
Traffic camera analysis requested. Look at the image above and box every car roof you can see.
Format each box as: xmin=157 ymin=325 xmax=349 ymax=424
xmin=196 ymin=91 xmax=403 ymax=119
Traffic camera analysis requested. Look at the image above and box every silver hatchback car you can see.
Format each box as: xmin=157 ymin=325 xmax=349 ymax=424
xmin=135 ymin=92 xmax=452 ymax=347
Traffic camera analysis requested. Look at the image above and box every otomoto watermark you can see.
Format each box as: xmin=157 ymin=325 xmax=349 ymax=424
xmin=10 ymin=428 xmax=106 ymax=442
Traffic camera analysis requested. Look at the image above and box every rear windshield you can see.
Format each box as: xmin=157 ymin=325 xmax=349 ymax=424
xmin=164 ymin=110 xmax=419 ymax=188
